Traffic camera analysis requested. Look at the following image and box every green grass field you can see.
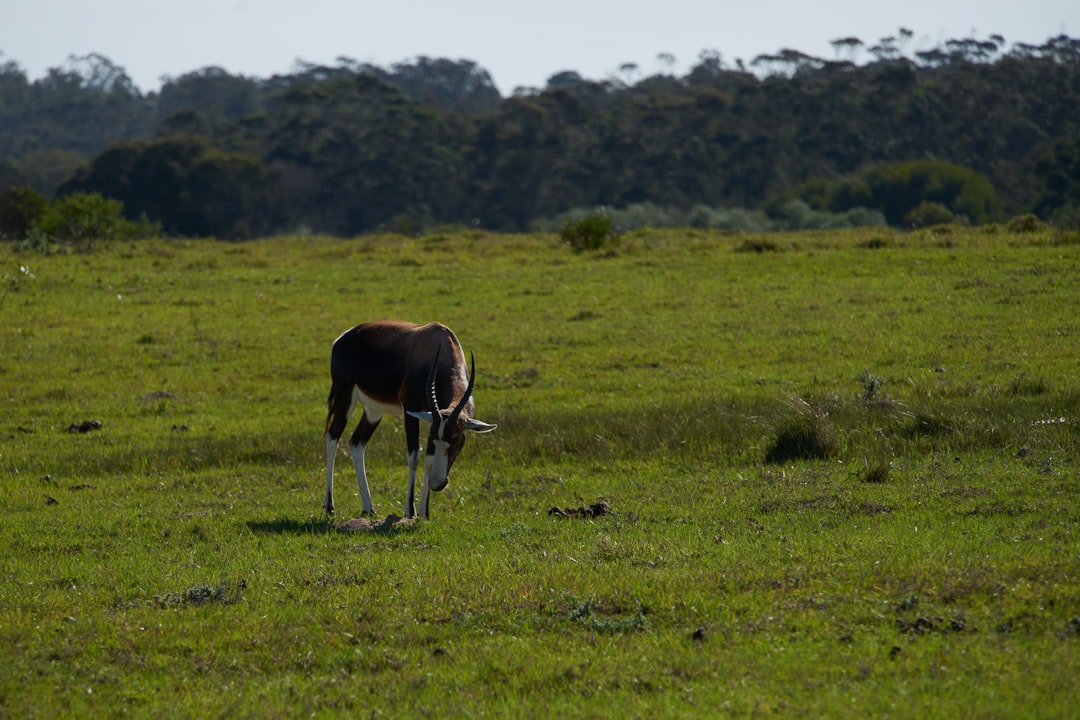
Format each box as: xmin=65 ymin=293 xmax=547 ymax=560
xmin=1 ymin=226 xmax=1078 ymax=717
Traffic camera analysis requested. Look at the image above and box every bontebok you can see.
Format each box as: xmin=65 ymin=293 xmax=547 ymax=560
xmin=324 ymin=320 xmax=497 ymax=519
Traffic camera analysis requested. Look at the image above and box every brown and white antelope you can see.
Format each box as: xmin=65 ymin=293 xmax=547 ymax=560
xmin=323 ymin=320 xmax=496 ymax=519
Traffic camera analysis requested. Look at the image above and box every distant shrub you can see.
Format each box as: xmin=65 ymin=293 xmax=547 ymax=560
xmin=384 ymin=214 xmax=417 ymax=236
xmin=535 ymin=203 xmax=774 ymax=234
xmin=842 ymin=207 xmax=888 ymax=227
xmin=35 ymin=192 xmax=158 ymax=252
xmin=688 ymin=204 xmax=773 ymax=232
xmin=904 ymin=201 xmax=956 ymax=229
xmin=772 ymin=199 xmax=828 ymax=229
xmin=764 ymin=196 xmax=887 ymax=230
xmin=609 ymin=202 xmax=681 ymax=230
xmin=1005 ymin=213 xmax=1048 ymax=233
xmin=537 ymin=200 xmax=878 ymax=237
xmin=561 ymin=212 xmax=618 ymax=252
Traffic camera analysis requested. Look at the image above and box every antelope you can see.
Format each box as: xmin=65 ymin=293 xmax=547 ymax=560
xmin=323 ymin=320 xmax=496 ymax=519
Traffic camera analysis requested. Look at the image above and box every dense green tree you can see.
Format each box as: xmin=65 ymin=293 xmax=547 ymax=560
xmin=377 ymin=57 xmax=502 ymax=114
xmin=0 ymin=54 xmax=152 ymax=160
xmin=1034 ymin=136 xmax=1080 ymax=220
xmin=782 ymin=159 xmax=1004 ymax=226
xmin=0 ymin=149 xmax=86 ymax=196
xmin=157 ymin=67 xmax=262 ymax=123
xmin=60 ymin=135 xmax=269 ymax=238
xmin=255 ymin=73 xmax=470 ymax=234
xmin=0 ymin=185 xmax=47 ymax=240
xmin=4 ymin=31 xmax=1079 ymax=234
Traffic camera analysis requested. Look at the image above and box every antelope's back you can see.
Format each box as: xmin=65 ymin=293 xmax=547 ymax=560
xmin=331 ymin=321 xmax=458 ymax=407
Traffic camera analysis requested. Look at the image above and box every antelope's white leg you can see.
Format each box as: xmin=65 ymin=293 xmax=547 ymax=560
xmin=418 ymin=469 xmax=431 ymax=520
xmin=406 ymin=449 xmax=420 ymax=518
xmin=324 ymin=435 xmax=338 ymax=514
xmin=350 ymin=443 xmax=375 ymax=516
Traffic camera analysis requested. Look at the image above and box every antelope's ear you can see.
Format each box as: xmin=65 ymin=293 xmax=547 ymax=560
xmin=464 ymin=418 xmax=497 ymax=433
xmin=407 ymin=410 xmax=435 ymax=422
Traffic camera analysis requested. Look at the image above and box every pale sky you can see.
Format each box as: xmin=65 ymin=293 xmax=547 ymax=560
xmin=2 ymin=1 xmax=1075 ymax=94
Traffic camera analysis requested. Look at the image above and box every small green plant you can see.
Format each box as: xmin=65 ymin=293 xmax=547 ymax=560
xmin=561 ymin=211 xmax=618 ymax=252
xmin=858 ymin=369 xmax=885 ymax=402
xmin=152 ymin=580 xmax=246 ymax=608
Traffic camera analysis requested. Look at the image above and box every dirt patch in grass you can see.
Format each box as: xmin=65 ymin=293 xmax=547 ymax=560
xmin=337 ymin=515 xmax=416 ymax=533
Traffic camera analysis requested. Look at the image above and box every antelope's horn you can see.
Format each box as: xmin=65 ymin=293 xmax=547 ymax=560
xmin=448 ymin=352 xmax=476 ymax=425
xmin=427 ymin=346 xmax=441 ymax=417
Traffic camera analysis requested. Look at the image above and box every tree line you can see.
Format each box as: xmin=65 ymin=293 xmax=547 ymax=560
xmin=1 ymin=32 xmax=1079 ymax=240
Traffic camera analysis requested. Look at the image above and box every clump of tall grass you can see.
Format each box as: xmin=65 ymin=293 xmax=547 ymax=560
xmin=764 ymin=400 xmax=839 ymax=464
xmin=858 ymin=456 xmax=892 ymax=483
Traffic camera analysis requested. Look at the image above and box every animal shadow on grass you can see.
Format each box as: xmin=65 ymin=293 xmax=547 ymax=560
xmin=246 ymin=515 xmax=417 ymax=536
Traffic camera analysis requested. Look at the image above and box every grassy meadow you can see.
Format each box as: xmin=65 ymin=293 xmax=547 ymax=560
xmin=1 ymin=226 xmax=1078 ymax=717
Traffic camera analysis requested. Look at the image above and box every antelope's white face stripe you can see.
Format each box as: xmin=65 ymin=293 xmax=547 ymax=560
xmin=425 ymin=439 xmax=451 ymax=489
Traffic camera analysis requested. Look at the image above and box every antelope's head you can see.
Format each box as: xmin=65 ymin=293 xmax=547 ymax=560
xmin=407 ymin=350 xmax=496 ymax=492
